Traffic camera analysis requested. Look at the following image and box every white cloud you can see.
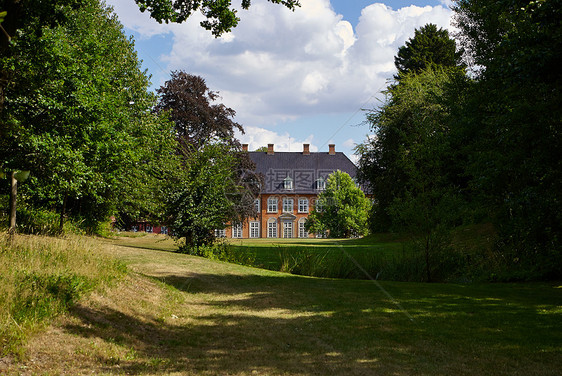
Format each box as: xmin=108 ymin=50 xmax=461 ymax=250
xmin=236 ymin=126 xmax=318 ymax=153
xmin=343 ymin=138 xmax=355 ymax=149
xmin=107 ymin=0 xmax=454 ymax=148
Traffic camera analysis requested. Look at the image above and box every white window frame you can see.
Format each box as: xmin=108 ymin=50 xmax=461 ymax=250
xmin=283 ymin=177 xmax=293 ymax=190
xmin=316 ymin=198 xmax=324 ymax=213
xmin=298 ymin=219 xmax=308 ymax=238
xmin=298 ymin=198 xmax=309 ymax=213
xmin=214 ymin=228 xmax=226 ymax=238
xmin=316 ymin=177 xmax=326 ymax=191
xmin=254 ymin=198 xmax=260 ymax=213
xmin=232 ymin=223 xmax=243 ymax=238
xmin=283 ymin=198 xmax=294 ymax=213
xmin=267 ymin=197 xmax=278 ymax=213
xmin=283 ymin=221 xmax=294 ymax=239
xmin=250 ymin=221 xmax=260 ymax=238
xmin=161 ymin=226 xmax=168 ymax=235
xmin=267 ymin=219 xmax=277 ymax=238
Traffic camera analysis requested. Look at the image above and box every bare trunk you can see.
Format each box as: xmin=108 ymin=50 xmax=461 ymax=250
xmin=425 ymin=234 xmax=431 ymax=282
xmin=59 ymin=194 xmax=67 ymax=232
xmin=8 ymin=171 xmax=17 ymax=234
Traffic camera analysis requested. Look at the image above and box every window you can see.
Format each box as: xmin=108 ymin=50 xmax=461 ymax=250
xmin=316 ymin=231 xmax=328 ymax=239
xmin=298 ymin=198 xmax=309 ymax=213
xmin=283 ymin=221 xmax=293 ymax=238
xmin=250 ymin=221 xmax=260 ymax=238
xmin=146 ymin=225 xmax=153 ymax=233
xmin=298 ymin=219 xmax=308 ymax=238
xmin=232 ymin=223 xmax=242 ymax=238
xmin=267 ymin=219 xmax=277 ymax=238
xmin=316 ymin=199 xmax=324 ymax=212
xmin=283 ymin=176 xmax=293 ymax=190
xmin=267 ymin=197 xmax=278 ymax=213
xmin=316 ymin=177 xmax=326 ymax=191
xmin=254 ymin=198 xmax=260 ymax=213
xmin=161 ymin=226 xmax=168 ymax=235
xmin=214 ymin=229 xmax=226 ymax=238
xmin=283 ymin=198 xmax=294 ymax=213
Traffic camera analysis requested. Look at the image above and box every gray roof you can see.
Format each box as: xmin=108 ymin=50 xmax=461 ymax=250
xmin=248 ymin=151 xmax=359 ymax=194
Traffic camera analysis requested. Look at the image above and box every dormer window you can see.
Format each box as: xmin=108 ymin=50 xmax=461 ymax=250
xmin=283 ymin=176 xmax=293 ymax=190
xmin=316 ymin=177 xmax=326 ymax=191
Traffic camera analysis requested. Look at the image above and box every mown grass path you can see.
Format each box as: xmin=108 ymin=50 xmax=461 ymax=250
xmin=6 ymin=235 xmax=562 ymax=375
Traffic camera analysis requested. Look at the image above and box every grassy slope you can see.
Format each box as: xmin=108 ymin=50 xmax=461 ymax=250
xmin=3 ymin=234 xmax=561 ymax=375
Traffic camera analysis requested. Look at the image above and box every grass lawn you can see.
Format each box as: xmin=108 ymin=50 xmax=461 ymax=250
xmin=228 ymin=234 xmax=405 ymax=271
xmin=3 ymin=234 xmax=561 ymax=375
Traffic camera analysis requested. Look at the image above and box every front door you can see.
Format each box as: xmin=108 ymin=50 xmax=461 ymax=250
xmin=283 ymin=221 xmax=293 ymax=238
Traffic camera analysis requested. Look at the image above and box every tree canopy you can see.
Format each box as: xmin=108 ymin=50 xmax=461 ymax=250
xmin=305 ymin=170 xmax=371 ymax=238
xmin=155 ymin=71 xmax=260 ymax=248
xmin=134 ymin=0 xmax=300 ymax=36
xmin=155 ymin=71 xmax=244 ymax=150
xmin=394 ymin=23 xmax=463 ymax=79
xmin=358 ymin=3 xmax=561 ymax=280
xmin=0 ymin=0 xmax=177 ymax=232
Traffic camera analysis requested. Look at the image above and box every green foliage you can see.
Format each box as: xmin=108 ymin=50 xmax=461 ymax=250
xmin=394 ymin=23 xmax=464 ymax=79
xmin=0 ymin=0 xmax=178 ymax=234
xmin=133 ymin=0 xmax=300 ymax=36
xmin=358 ymin=67 xmax=469 ymax=232
xmin=453 ymin=0 xmax=562 ymax=279
xmin=305 ymin=170 xmax=371 ymax=238
xmin=180 ymin=238 xmax=255 ymax=265
xmin=167 ymin=143 xmax=247 ymax=249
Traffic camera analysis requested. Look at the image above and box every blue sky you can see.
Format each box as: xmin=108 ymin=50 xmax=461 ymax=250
xmin=106 ymin=0 xmax=454 ymax=162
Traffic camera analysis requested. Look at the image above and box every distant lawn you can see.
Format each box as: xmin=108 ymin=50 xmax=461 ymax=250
xmin=228 ymin=234 xmax=405 ymax=271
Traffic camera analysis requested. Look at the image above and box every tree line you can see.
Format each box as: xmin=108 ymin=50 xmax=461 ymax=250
xmin=0 ymin=0 xmax=259 ymax=247
xmin=357 ymin=1 xmax=561 ymax=281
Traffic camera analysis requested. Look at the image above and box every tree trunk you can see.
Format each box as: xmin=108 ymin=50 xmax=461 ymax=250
xmin=8 ymin=171 xmax=17 ymax=234
xmin=59 ymin=194 xmax=67 ymax=232
xmin=425 ymin=233 xmax=431 ymax=282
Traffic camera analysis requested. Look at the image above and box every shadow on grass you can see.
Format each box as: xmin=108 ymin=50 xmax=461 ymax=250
xmin=63 ymin=270 xmax=562 ymax=376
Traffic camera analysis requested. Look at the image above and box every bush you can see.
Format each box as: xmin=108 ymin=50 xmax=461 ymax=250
xmin=16 ymin=207 xmax=85 ymax=236
xmin=178 ymin=239 xmax=255 ymax=266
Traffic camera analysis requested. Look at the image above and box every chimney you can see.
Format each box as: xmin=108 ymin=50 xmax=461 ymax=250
xmin=267 ymin=144 xmax=274 ymax=155
xmin=303 ymin=144 xmax=310 ymax=155
xmin=329 ymin=144 xmax=336 ymax=155
xmin=242 ymin=144 xmax=248 ymax=152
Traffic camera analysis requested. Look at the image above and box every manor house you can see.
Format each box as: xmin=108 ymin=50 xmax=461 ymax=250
xmin=220 ymin=143 xmax=360 ymax=239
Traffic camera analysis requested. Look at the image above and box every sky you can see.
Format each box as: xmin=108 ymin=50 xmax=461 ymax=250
xmin=105 ymin=0 xmax=455 ymax=162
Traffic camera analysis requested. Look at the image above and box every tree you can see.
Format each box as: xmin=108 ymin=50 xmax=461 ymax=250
xmin=305 ymin=170 xmax=371 ymax=238
xmin=358 ymin=67 xmax=468 ymax=232
xmin=0 ymin=0 xmax=177 ymax=232
xmin=453 ymin=0 xmax=562 ymax=278
xmin=358 ymin=67 xmax=469 ymax=281
xmin=394 ymin=23 xmax=464 ymax=79
xmin=155 ymin=71 xmax=244 ymax=150
xmin=155 ymin=71 xmax=260 ymax=248
xmin=166 ymin=143 xmax=245 ymax=250
xmin=134 ymin=0 xmax=300 ymax=37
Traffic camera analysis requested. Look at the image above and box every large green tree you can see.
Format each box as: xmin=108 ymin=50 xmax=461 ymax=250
xmin=0 ymin=0 xmax=177 ymax=232
xmin=155 ymin=71 xmax=260 ymax=248
xmin=453 ymin=0 xmax=562 ymax=278
xmin=305 ymin=170 xmax=371 ymax=238
xmin=394 ymin=23 xmax=464 ymax=79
